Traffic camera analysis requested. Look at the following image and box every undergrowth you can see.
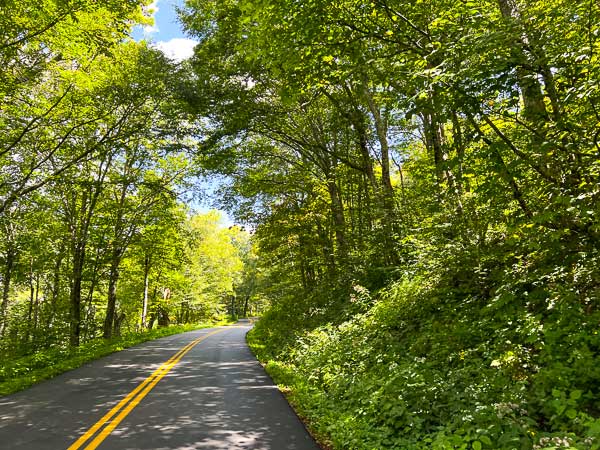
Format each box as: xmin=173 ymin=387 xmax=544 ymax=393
xmin=248 ymin=244 xmax=600 ymax=450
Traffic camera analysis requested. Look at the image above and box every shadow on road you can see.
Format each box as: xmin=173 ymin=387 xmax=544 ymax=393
xmin=0 ymin=327 xmax=319 ymax=450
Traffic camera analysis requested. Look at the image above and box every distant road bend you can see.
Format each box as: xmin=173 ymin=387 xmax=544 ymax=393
xmin=0 ymin=321 xmax=320 ymax=450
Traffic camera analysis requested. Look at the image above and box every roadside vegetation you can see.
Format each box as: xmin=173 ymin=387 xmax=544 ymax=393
xmin=2 ymin=1 xmax=600 ymax=449
xmin=0 ymin=320 xmax=233 ymax=396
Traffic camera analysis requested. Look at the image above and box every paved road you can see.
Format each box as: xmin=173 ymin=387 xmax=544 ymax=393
xmin=0 ymin=323 xmax=320 ymax=450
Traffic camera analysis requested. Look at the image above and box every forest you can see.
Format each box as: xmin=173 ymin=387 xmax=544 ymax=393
xmin=2 ymin=0 xmax=600 ymax=449
xmin=0 ymin=0 xmax=259 ymax=393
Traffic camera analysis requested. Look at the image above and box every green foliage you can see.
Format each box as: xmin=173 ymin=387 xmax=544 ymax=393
xmin=251 ymin=249 xmax=600 ymax=448
xmin=183 ymin=211 xmax=246 ymax=314
xmin=188 ymin=0 xmax=600 ymax=446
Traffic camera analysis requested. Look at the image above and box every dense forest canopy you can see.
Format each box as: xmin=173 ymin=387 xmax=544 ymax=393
xmin=0 ymin=0 xmax=256 ymax=355
xmin=180 ymin=0 xmax=600 ymax=448
xmin=1 ymin=0 xmax=600 ymax=448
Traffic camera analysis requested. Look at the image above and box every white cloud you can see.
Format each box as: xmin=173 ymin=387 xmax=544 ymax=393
xmin=143 ymin=24 xmax=160 ymax=34
xmin=153 ymin=38 xmax=197 ymax=62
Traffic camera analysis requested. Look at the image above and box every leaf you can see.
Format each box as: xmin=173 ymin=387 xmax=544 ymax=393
xmin=570 ymin=390 xmax=582 ymax=400
xmin=479 ymin=436 xmax=492 ymax=446
xmin=552 ymin=389 xmax=562 ymax=398
xmin=566 ymin=409 xmax=577 ymax=419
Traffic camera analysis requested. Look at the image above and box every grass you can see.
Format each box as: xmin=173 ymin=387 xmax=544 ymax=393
xmin=0 ymin=319 xmax=235 ymax=396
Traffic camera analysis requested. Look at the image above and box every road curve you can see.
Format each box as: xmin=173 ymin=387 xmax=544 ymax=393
xmin=0 ymin=323 xmax=320 ymax=450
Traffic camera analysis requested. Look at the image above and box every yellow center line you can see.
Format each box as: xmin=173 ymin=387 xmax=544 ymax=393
xmin=67 ymin=338 xmax=198 ymax=450
xmin=68 ymin=328 xmax=227 ymax=450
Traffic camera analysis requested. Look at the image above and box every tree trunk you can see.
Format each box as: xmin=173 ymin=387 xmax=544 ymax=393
xmin=103 ymin=255 xmax=120 ymax=339
xmin=157 ymin=307 xmax=169 ymax=327
xmin=363 ymin=85 xmax=403 ymax=262
xmin=157 ymin=287 xmax=170 ymax=327
xmin=32 ymin=273 xmax=40 ymax=346
xmin=422 ymin=111 xmax=446 ymax=185
xmin=46 ymin=247 xmax=63 ymax=334
xmin=69 ymin=246 xmax=85 ymax=347
xmin=141 ymin=254 xmax=150 ymax=329
xmin=178 ymin=300 xmax=185 ymax=324
xmin=363 ymin=85 xmax=394 ymax=201
xmin=452 ymin=112 xmax=467 ymax=194
xmin=26 ymin=258 xmax=35 ymax=344
xmin=0 ymin=247 xmax=15 ymax=337
xmin=65 ymin=152 xmax=112 ymax=346
xmin=113 ymin=312 xmax=125 ymax=337
xmin=315 ymin=216 xmax=336 ymax=278
xmin=147 ymin=285 xmax=158 ymax=329
xmin=497 ymin=0 xmax=548 ymax=122
xmin=327 ymin=178 xmax=348 ymax=262
xmin=243 ymin=295 xmax=249 ymax=318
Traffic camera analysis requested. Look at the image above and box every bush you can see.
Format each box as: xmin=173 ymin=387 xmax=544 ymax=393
xmin=249 ymin=250 xmax=600 ymax=449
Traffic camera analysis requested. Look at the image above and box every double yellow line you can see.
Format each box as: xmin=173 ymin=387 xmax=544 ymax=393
xmin=68 ymin=328 xmax=226 ymax=450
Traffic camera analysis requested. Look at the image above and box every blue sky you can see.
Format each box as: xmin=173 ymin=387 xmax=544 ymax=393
xmin=132 ymin=1 xmax=234 ymax=225
xmin=132 ymin=0 xmax=198 ymax=62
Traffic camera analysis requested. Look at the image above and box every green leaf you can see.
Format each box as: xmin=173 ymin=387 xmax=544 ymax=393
xmin=566 ymin=409 xmax=577 ymax=419
xmin=570 ymin=390 xmax=582 ymax=400
xmin=552 ymin=389 xmax=562 ymax=398
xmin=479 ymin=436 xmax=492 ymax=446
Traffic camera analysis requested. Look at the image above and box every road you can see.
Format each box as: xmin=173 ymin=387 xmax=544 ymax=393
xmin=0 ymin=322 xmax=320 ymax=450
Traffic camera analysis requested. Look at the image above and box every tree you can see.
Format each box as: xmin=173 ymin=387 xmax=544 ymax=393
xmin=183 ymin=211 xmax=246 ymax=318
xmin=0 ymin=0 xmax=152 ymax=214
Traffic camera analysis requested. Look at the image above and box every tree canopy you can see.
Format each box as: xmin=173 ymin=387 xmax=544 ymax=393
xmin=2 ymin=1 xmax=600 ymax=448
xmin=180 ymin=0 xmax=600 ymax=448
xmin=0 ymin=1 xmax=254 ymax=353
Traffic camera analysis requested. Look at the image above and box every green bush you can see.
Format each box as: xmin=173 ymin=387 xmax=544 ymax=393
xmin=249 ymin=249 xmax=600 ymax=450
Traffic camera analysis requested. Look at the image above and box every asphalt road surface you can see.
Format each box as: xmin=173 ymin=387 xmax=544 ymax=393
xmin=0 ymin=322 xmax=320 ymax=450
